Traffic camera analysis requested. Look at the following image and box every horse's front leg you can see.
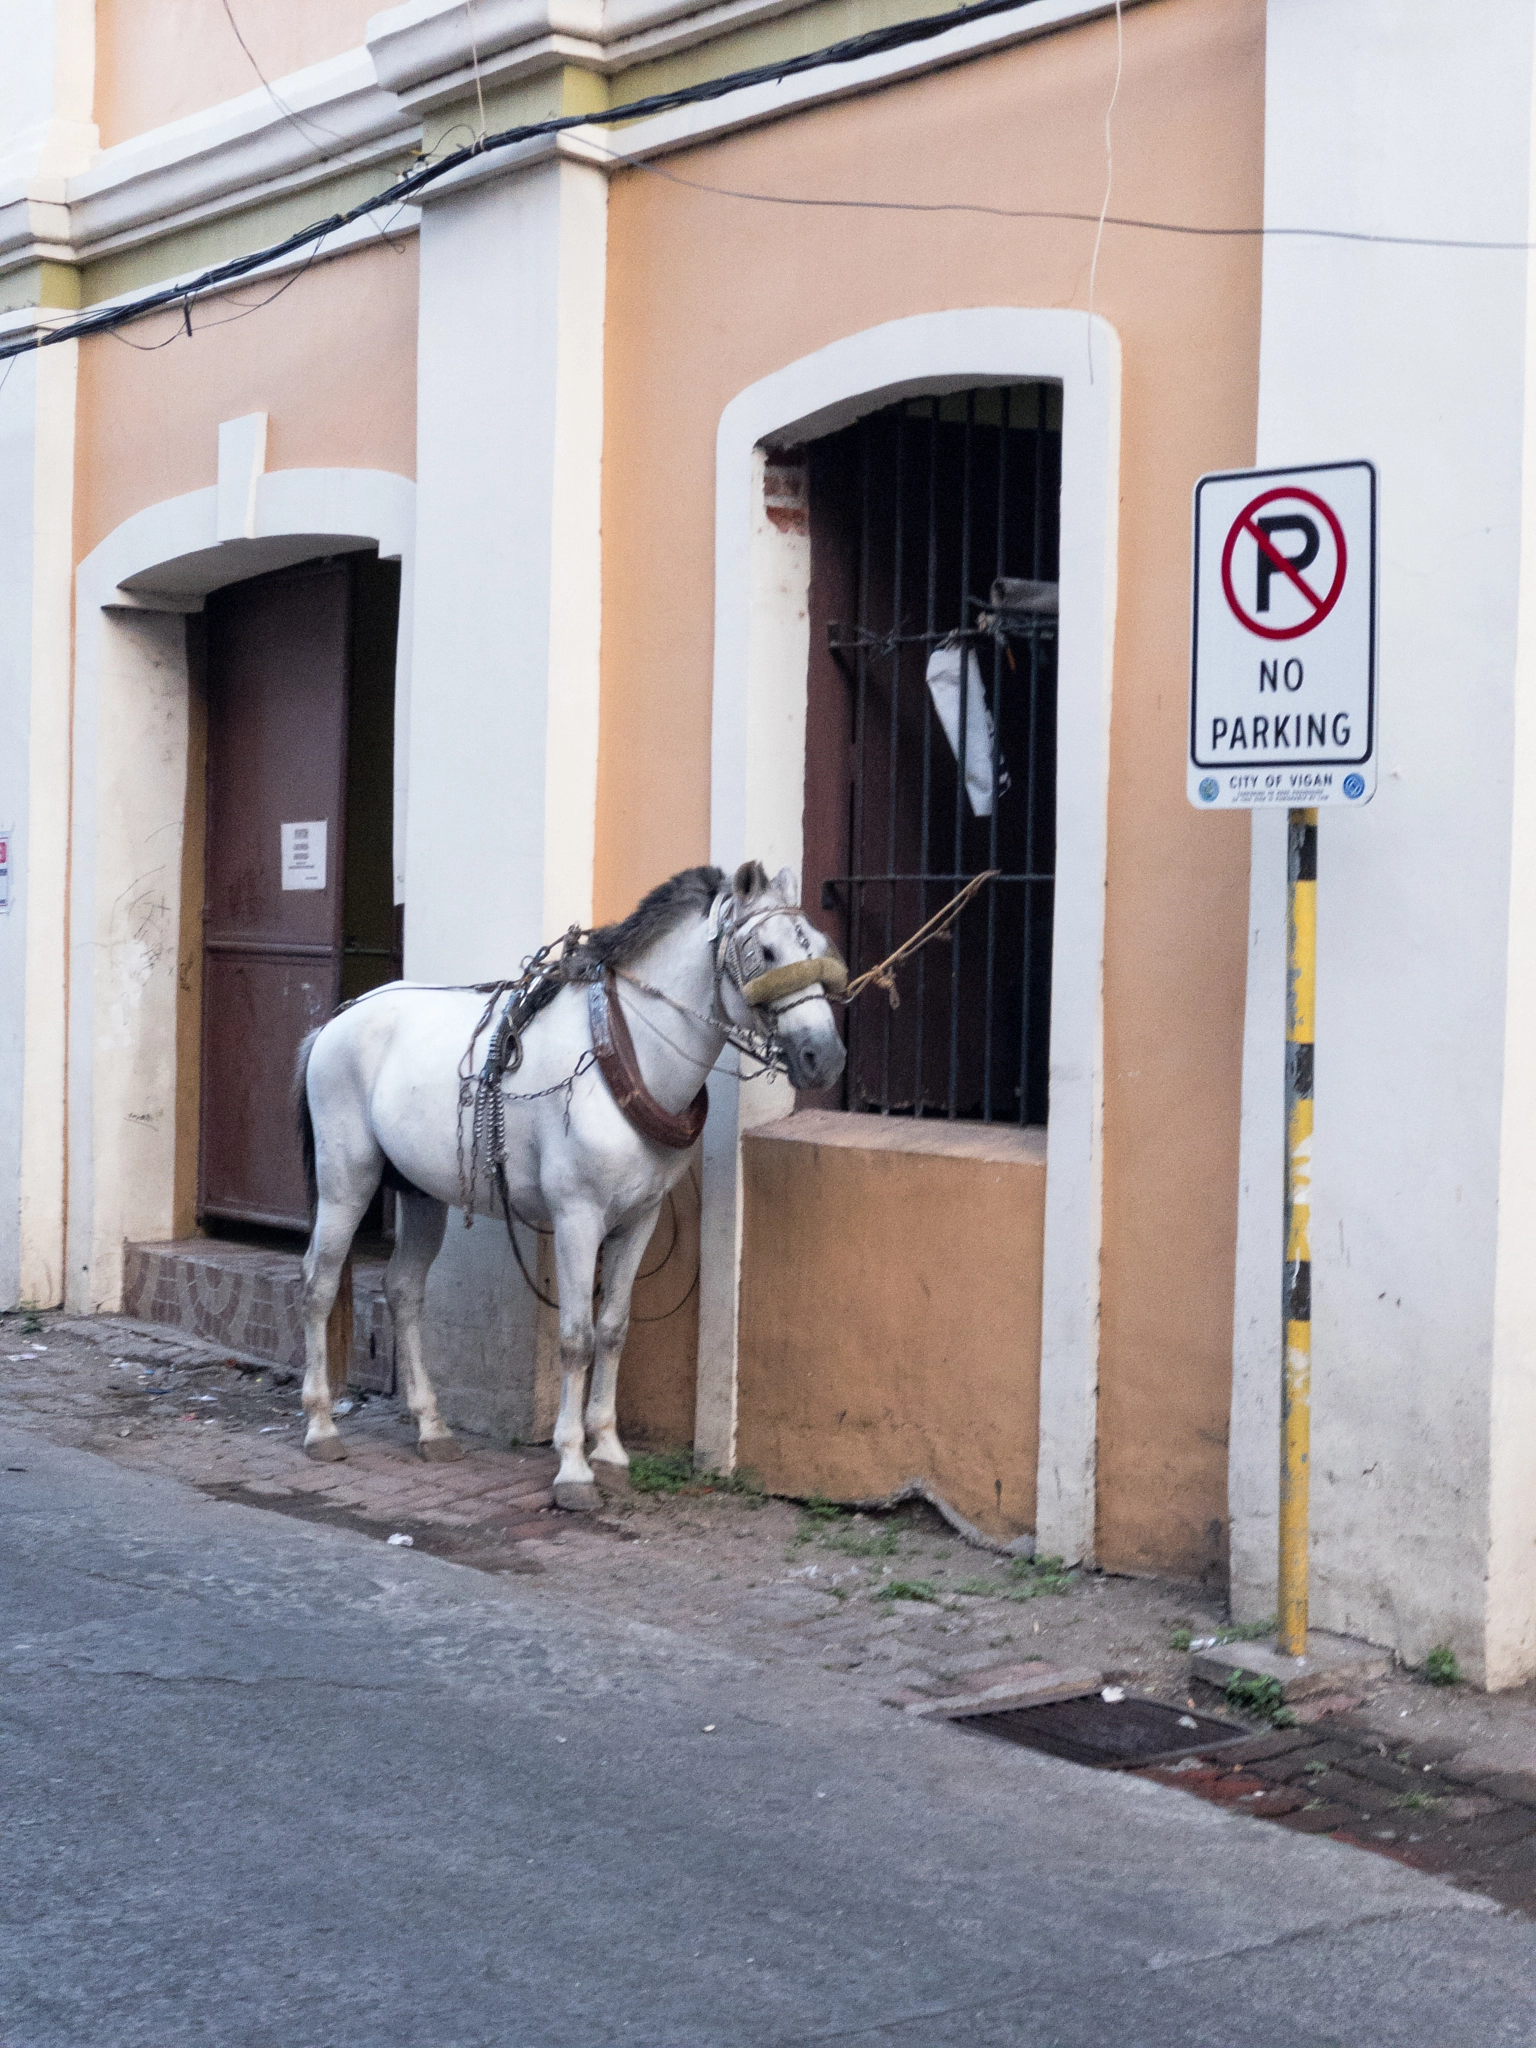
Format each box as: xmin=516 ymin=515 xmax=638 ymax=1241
xmin=585 ymin=1203 xmax=662 ymax=1473
xmin=551 ymin=1206 xmax=604 ymax=1511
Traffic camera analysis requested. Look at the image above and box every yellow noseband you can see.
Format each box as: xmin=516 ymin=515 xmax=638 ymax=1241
xmin=739 ymin=952 xmax=849 ymax=1010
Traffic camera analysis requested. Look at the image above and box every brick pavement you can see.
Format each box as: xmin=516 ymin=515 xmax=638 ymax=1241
xmin=168 ymin=1427 xmax=563 ymax=1570
xmin=1138 ymin=1721 xmax=1536 ymax=1918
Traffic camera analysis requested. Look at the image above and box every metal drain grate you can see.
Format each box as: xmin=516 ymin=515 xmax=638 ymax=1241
xmin=957 ymin=1692 xmax=1248 ymax=1769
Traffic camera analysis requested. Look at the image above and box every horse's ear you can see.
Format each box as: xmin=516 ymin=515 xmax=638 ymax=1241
xmin=771 ymin=865 xmax=798 ymax=903
xmin=733 ymin=860 xmax=769 ymax=901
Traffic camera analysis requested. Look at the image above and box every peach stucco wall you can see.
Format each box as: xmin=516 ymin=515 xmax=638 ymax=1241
xmin=74 ymin=240 xmax=418 ymax=565
xmin=95 ymin=0 xmax=381 ymax=149
xmin=598 ymin=0 xmax=1264 ymax=1573
xmin=739 ymin=1116 xmax=1046 ymax=1542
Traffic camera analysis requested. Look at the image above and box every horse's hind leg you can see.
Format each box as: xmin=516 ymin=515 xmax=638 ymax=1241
xmin=385 ymin=1191 xmax=459 ymax=1462
xmin=584 ymin=1204 xmax=661 ymax=1473
xmin=300 ymin=1181 xmax=377 ymax=1460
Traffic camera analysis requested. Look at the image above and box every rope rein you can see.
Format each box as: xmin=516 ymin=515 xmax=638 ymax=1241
xmin=838 ymin=868 xmax=999 ymax=1008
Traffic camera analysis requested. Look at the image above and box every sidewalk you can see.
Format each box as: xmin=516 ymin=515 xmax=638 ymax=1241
xmin=4 ymin=1300 xmax=1533 ymax=1921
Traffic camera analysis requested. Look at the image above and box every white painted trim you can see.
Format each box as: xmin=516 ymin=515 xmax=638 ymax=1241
xmin=216 ymin=414 xmax=268 ymax=542
xmin=2 ymin=0 xmax=1140 ymax=277
xmin=412 ymin=0 xmax=1145 ymax=204
xmin=404 ymin=154 xmax=605 ymax=978
xmin=368 ymin=0 xmax=1142 ymax=102
xmin=702 ymin=308 xmax=1119 ymax=1561
xmin=0 ymin=339 xmax=78 ymax=1309
xmin=589 ymin=0 xmax=1138 ymax=161
xmin=67 ymin=466 xmax=415 ymax=1311
xmin=0 ymin=49 xmax=412 ymax=272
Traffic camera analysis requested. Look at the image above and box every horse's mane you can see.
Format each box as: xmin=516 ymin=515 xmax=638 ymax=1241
xmin=517 ymin=865 xmax=727 ymax=1024
xmin=582 ymin=864 xmax=727 ymax=967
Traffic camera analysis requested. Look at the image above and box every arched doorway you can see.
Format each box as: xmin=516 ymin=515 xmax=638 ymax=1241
xmin=198 ymin=552 xmax=402 ymax=1231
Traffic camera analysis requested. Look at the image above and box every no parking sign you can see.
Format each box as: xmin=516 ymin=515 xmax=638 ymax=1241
xmin=1189 ymin=460 xmax=1377 ymax=809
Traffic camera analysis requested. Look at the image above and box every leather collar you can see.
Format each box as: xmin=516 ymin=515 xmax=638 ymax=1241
xmin=588 ymin=971 xmax=708 ymax=1150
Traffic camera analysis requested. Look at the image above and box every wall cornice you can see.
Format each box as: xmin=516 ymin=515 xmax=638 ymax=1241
xmin=0 ymin=0 xmax=1137 ymax=289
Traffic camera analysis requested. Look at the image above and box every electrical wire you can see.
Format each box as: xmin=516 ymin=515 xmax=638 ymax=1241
xmin=219 ymin=0 xmax=350 ymax=159
xmin=1085 ymin=0 xmax=1122 ymax=383
xmin=8 ymin=0 xmax=1536 ymax=369
xmin=590 ymin=136 xmax=1536 ymax=250
xmin=2 ymin=0 xmax=1051 ymax=364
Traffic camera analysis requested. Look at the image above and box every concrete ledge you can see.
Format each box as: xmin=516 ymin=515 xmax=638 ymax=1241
xmin=1190 ymin=1632 xmax=1391 ymax=1702
xmin=749 ymin=1106 xmax=1047 ymax=1167
xmin=884 ymin=1661 xmax=1103 ymax=1718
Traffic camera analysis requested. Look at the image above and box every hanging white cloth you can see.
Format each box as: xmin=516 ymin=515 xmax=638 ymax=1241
xmin=925 ymin=641 xmax=1004 ymax=817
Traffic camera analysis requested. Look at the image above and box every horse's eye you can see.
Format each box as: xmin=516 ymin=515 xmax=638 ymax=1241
xmin=762 ymin=945 xmax=777 ymax=964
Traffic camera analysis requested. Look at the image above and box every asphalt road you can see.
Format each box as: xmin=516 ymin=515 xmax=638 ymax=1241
xmin=4 ymin=1424 xmax=1534 ymax=2048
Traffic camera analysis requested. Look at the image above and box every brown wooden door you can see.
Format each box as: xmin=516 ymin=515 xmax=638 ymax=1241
xmin=198 ymin=557 xmax=400 ymax=1231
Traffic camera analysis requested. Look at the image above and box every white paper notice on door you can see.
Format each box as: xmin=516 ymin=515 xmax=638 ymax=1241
xmin=281 ymin=820 xmax=327 ymax=891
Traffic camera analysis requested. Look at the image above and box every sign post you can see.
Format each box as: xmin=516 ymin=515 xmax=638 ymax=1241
xmin=1281 ymin=808 xmax=1315 ymax=1657
xmin=1190 ymin=460 xmax=1377 ymax=1658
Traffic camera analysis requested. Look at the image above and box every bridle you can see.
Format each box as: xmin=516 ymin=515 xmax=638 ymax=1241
xmin=607 ymin=889 xmax=847 ymax=1080
xmin=707 ymin=890 xmax=849 ymax=1031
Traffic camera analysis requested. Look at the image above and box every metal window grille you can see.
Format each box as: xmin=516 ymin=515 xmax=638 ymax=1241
xmin=801 ymin=384 xmax=1062 ymax=1125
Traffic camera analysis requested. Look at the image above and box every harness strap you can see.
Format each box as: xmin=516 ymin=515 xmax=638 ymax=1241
xmin=588 ymin=971 xmax=709 ymax=1150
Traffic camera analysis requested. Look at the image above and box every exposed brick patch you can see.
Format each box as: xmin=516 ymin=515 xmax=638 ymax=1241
xmin=763 ymin=450 xmax=808 ymax=535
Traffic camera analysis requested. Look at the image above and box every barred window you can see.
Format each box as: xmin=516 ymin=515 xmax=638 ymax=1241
xmin=800 ymin=385 xmax=1062 ymax=1125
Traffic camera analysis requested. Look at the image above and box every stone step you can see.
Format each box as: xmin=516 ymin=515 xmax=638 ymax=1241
xmin=122 ymin=1238 xmax=394 ymax=1394
xmin=1189 ymin=1630 xmax=1391 ymax=1702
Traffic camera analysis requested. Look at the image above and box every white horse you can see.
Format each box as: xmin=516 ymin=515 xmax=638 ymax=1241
xmin=293 ymin=861 xmax=846 ymax=1506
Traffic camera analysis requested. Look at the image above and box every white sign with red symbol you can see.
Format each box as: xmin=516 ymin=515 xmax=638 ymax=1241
xmin=0 ymin=826 xmax=11 ymax=914
xmin=1189 ymin=460 xmax=1376 ymax=810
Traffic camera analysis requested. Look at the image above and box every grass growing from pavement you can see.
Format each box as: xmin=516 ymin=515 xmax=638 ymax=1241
xmin=951 ymin=1556 xmax=1073 ymax=1603
xmin=1424 ymin=1644 xmax=1462 ymax=1686
xmin=1169 ymin=1615 xmax=1275 ymax=1652
xmin=1217 ymin=1615 xmax=1276 ymax=1643
xmin=875 ymin=1579 xmax=940 ymax=1603
xmin=628 ymin=1448 xmax=765 ymax=1501
xmin=1225 ymin=1669 xmax=1296 ymax=1727
xmin=791 ymin=1500 xmax=908 ymax=1557
xmin=821 ymin=1525 xmax=902 ymax=1559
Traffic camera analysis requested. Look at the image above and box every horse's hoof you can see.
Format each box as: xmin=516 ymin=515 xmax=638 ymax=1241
xmin=304 ymin=1435 xmax=347 ymax=1463
xmin=418 ymin=1434 xmax=464 ymax=1463
xmin=591 ymin=1459 xmax=631 ymax=1497
xmin=554 ymin=1481 xmax=601 ymax=1514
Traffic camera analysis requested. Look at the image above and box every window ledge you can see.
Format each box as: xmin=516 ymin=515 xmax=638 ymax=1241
xmin=746 ymin=1108 xmax=1045 ymax=1167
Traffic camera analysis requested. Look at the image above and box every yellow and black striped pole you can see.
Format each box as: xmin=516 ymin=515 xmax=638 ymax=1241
xmin=1280 ymin=807 xmax=1316 ymax=1657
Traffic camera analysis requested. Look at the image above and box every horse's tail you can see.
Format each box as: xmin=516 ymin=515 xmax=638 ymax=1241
xmin=293 ymin=1027 xmax=322 ymax=1223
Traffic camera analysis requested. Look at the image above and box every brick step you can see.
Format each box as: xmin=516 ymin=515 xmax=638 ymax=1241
xmin=122 ymin=1238 xmax=394 ymax=1394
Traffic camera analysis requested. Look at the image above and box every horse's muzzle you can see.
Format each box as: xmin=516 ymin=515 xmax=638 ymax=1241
xmin=780 ymin=1018 xmax=848 ymax=1092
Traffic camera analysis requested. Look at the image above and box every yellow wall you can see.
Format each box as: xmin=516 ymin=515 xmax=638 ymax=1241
xmin=740 ymin=1115 xmax=1045 ymax=1540
xmin=616 ymin=1184 xmax=702 ymax=1450
xmin=598 ymin=0 xmax=1265 ymax=1573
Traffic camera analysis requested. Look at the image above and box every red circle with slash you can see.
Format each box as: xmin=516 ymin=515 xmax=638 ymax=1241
xmin=1220 ymin=485 xmax=1348 ymax=641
